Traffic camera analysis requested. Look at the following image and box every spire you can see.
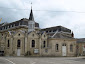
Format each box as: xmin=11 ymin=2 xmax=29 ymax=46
xmin=72 ymin=31 xmax=74 ymax=38
xmin=29 ymin=3 xmax=34 ymax=21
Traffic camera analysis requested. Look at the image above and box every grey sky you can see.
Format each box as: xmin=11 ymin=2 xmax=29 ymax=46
xmin=0 ymin=0 xmax=85 ymax=38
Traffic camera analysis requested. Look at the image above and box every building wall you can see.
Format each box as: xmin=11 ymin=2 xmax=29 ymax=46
xmin=77 ymin=43 xmax=85 ymax=56
xmin=41 ymin=38 xmax=76 ymax=57
xmin=0 ymin=27 xmax=77 ymax=57
xmin=28 ymin=32 xmax=40 ymax=56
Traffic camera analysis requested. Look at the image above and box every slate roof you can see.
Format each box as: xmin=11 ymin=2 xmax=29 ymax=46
xmin=47 ymin=32 xmax=73 ymax=38
xmin=40 ymin=26 xmax=73 ymax=38
xmin=0 ymin=18 xmax=39 ymax=31
xmin=0 ymin=8 xmax=39 ymax=31
xmin=41 ymin=26 xmax=71 ymax=33
xmin=77 ymin=38 xmax=85 ymax=43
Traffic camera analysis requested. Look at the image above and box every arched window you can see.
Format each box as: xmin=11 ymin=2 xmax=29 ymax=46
xmin=56 ymin=44 xmax=59 ymax=51
xmin=43 ymin=41 xmax=46 ymax=48
xmin=17 ymin=40 xmax=21 ymax=48
xmin=70 ymin=44 xmax=73 ymax=52
xmin=7 ymin=40 xmax=10 ymax=47
xmin=32 ymin=40 xmax=35 ymax=47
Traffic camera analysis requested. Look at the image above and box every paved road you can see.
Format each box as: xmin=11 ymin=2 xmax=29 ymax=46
xmin=0 ymin=57 xmax=12 ymax=64
xmin=0 ymin=57 xmax=85 ymax=64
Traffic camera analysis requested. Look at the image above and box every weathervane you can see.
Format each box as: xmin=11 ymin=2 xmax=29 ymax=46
xmin=31 ymin=2 xmax=32 ymax=9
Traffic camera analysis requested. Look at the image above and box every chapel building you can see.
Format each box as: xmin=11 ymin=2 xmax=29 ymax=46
xmin=0 ymin=8 xmax=76 ymax=57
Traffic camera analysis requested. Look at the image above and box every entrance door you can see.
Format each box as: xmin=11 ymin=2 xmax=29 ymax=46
xmin=62 ymin=44 xmax=66 ymax=56
xmin=17 ymin=49 xmax=20 ymax=56
xmin=17 ymin=40 xmax=21 ymax=56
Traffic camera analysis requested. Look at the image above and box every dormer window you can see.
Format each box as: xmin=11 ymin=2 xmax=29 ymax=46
xmin=4 ymin=27 xmax=5 ymax=29
xmin=59 ymin=28 xmax=61 ymax=31
xmin=11 ymin=25 xmax=12 ymax=27
xmin=8 ymin=26 xmax=9 ymax=28
xmin=5 ymin=26 xmax=6 ymax=29
xmin=12 ymin=25 xmax=13 ymax=27
xmin=46 ymin=31 xmax=48 ymax=33
xmin=6 ymin=27 xmax=7 ymax=29
xmin=19 ymin=22 xmax=20 ymax=26
xmin=53 ymin=30 xmax=56 ymax=32
xmin=14 ymin=24 xmax=15 ymax=27
xmin=49 ymin=30 xmax=51 ymax=32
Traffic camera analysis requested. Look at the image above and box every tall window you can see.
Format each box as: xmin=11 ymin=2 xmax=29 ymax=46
xmin=70 ymin=44 xmax=73 ymax=52
xmin=7 ymin=40 xmax=10 ymax=47
xmin=43 ymin=41 xmax=46 ymax=48
xmin=56 ymin=44 xmax=59 ymax=51
xmin=32 ymin=40 xmax=35 ymax=47
xmin=17 ymin=40 xmax=21 ymax=48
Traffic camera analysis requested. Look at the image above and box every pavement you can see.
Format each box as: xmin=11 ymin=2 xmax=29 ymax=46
xmin=0 ymin=56 xmax=85 ymax=64
xmin=0 ymin=57 xmax=12 ymax=64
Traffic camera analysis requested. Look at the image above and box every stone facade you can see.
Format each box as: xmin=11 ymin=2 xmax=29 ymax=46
xmin=0 ymin=8 xmax=77 ymax=57
xmin=77 ymin=38 xmax=85 ymax=56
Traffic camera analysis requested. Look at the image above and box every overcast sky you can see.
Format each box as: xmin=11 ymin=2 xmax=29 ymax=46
xmin=0 ymin=0 xmax=85 ymax=38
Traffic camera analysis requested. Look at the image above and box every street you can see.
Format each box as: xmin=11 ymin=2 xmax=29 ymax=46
xmin=0 ymin=56 xmax=85 ymax=64
xmin=0 ymin=57 xmax=12 ymax=64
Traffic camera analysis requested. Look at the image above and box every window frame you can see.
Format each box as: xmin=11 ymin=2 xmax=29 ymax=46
xmin=56 ymin=44 xmax=59 ymax=52
xmin=70 ymin=44 xmax=73 ymax=52
xmin=17 ymin=39 xmax=21 ymax=48
xmin=32 ymin=40 xmax=35 ymax=48
xmin=7 ymin=40 xmax=10 ymax=48
xmin=43 ymin=41 xmax=46 ymax=48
